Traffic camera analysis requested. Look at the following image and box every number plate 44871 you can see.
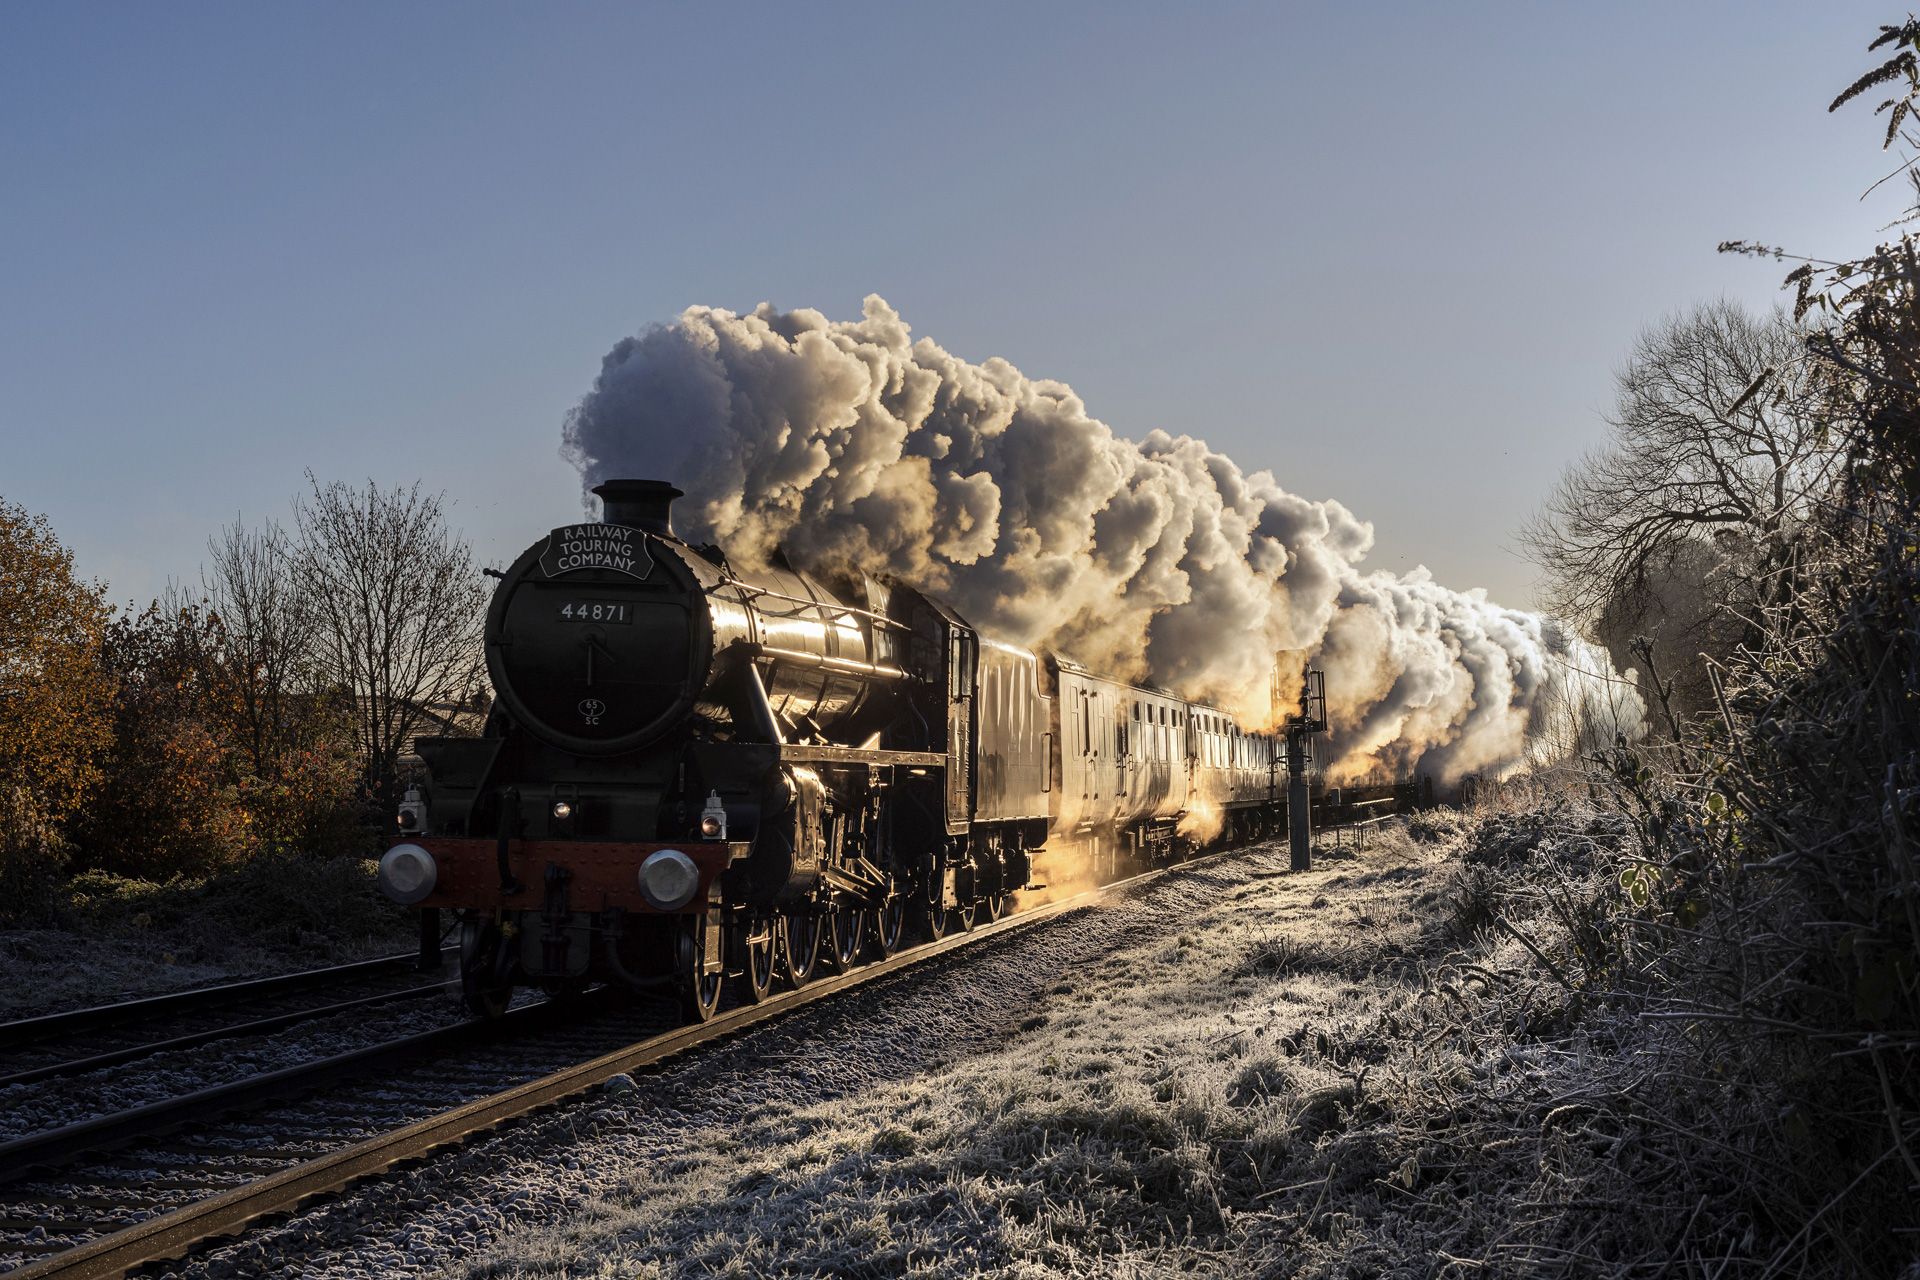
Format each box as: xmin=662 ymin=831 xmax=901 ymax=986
xmin=557 ymin=602 xmax=632 ymax=624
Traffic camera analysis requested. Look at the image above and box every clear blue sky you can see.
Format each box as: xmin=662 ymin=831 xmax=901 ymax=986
xmin=0 ymin=2 xmax=1902 ymax=613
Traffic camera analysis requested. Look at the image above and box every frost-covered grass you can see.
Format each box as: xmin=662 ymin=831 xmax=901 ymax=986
xmin=0 ymin=853 xmax=414 ymax=1018
xmin=455 ymin=814 xmax=1651 ymax=1279
xmin=130 ymin=796 xmax=1892 ymax=1278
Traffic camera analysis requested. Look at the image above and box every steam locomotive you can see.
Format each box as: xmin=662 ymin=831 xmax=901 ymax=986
xmin=378 ymin=479 xmax=1364 ymax=1021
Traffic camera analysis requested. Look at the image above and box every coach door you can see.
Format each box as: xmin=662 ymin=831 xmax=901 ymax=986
xmin=947 ymin=628 xmax=976 ymax=831
xmin=1074 ymin=687 xmax=1094 ymax=809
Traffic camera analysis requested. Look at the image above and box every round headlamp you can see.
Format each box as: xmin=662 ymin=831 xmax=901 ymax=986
xmin=698 ymin=790 xmax=727 ymax=840
xmin=637 ymin=848 xmax=700 ymax=911
xmin=552 ymin=800 xmax=574 ymax=821
xmin=378 ymin=843 xmax=438 ymax=905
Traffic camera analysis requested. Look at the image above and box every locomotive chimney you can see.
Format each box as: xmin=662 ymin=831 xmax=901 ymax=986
xmin=593 ymin=479 xmax=682 ymax=536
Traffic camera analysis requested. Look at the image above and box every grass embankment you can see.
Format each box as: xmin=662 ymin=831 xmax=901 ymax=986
xmin=0 ymin=854 xmax=415 ymax=1018
xmin=463 ymin=804 xmax=1747 ymax=1279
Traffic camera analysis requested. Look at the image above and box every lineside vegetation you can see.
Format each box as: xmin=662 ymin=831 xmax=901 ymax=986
xmin=0 ymin=477 xmax=484 ymax=942
xmin=1503 ymin=21 xmax=1920 ymax=1271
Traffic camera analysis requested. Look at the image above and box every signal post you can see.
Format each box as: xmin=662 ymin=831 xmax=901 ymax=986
xmin=1282 ymin=668 xmax=1327 ymax=873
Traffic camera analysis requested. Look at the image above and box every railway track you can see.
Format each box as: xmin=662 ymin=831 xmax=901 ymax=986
xmin=0 ymin=949 xmax=458 ymax=1091
xmin=0 ymin=847 xmax=1253 ymax=1280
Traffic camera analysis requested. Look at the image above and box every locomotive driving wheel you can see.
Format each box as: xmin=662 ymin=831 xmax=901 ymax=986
xmin=912 ymin=846 xmax=950 ymax=941
xmin=825 ymin=907 xmax=868 ymax=973
xmin=783 ymin=912 xmax=823 ymax=987
xmin=874 ymin=891 xmax=906 ymax=958
xmin=731 ymin=913 xmax=778 ymax=1005
xmin=459 ymin=919 xmax=514 ymax=1020
xmin=920 ymin=900 xmax=950 ymax=941
xmin=675 ymin=909 xmax=724 ymax=1023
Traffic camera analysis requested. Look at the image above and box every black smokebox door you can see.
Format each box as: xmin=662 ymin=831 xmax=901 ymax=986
xmin=498 ymin=586 xmax=691 ymax=742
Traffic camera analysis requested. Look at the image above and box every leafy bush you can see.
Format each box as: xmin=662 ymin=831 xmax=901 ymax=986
xmin=0 ymin=498 xmax=111 ymax=901
xmin=73 ymin=603 xmax=373 ymax=881
xmin=0 ymin=785 xmax=73 ymax=926
xmin=74 ymin=603 xmax=251 ymax=879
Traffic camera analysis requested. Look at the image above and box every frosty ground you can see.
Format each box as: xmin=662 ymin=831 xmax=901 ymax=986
xmin=449 ymin=827 xmax=1480 ymax=1280
xmin=147 ymin=808 xmax=1659 ymax=1280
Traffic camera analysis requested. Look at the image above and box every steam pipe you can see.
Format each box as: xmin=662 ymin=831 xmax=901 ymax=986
xmin=741 ymin=643 xmax=908 ymax=682
xmin=719 ymin=581 xmax=908 ymax=631
xmin=741 ymin=663 xmax=785 ymax=745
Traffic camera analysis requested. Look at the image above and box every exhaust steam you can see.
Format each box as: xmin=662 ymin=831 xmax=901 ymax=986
xmin=562 ymin=296 xmax=1640 ymax=786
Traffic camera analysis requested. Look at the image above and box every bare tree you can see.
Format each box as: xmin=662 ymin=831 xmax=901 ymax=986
xmin=293 ymin=475 xmax=487 ymax=807
xmin=202 ymin=517 xmax=316 ymax=783
xmin=1524 ymin=300 xmax=1841 ymax=714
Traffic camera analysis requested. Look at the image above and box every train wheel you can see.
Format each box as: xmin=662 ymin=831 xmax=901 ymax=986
xmin=953 ymin=898 xmax=978 ymax=932
xmin=983 ymin=893 xmax=1014 ymax=923
xmin=921 ymin=902 xmax=950 ymax=941
xmin=874 ymin=894 xmax=906 ymax=958
xmin=459 ymin=920 xmax=512 ymax=1019
xmin=825 ymin=908 xmax=868 ymax=973
xmin=676 ymin=910 xmax=724 ymax=1023
xmin=783 ymin=912 xmax=823 ymax=987
xmin=732 ymin=914 xmax=778 ymax=1005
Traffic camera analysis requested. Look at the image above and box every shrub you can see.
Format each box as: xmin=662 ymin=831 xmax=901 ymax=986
xmin=0 ymin=498 xmax=111 ymax=896
xmin=1404 ymin=807 xmax=1468 ymax=844
xmin=0 ymin=785 xmax=73 ymax=926
xmin=59 ymin=851 xmax=409 ymax=961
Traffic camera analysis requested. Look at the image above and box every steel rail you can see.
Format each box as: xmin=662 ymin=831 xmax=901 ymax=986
xmin=0 ymin=991 xmax=601 ymax=1186
xmin=0 ymin=948 xmax=456 ymax=1051
xmin=5 ymin=852 xmax=1212 ymax=1280
xmin=0 ymin=978 xmax=457 ymax=1090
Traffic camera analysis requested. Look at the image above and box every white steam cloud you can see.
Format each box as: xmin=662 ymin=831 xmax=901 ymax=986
xmin=562 ymin=296 xmax=1639 ymax=784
